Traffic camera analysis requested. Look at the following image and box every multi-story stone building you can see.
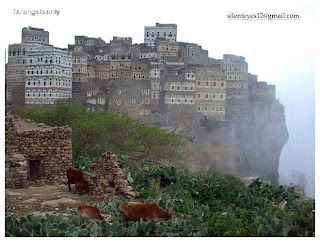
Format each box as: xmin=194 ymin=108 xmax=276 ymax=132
xmin=223 ymin=54 xmax=250 ymax=119
xmin=156 ymin=38 xmax=180 ymax=61
xmin=22 ymin=27 xmax=49 ymax=45
xmin=25 ymin=44 xmax=72 ymax=105
xmin=195 ymin=66 xmax=226 ymax=120
xmin=180 ymin=42 xmax=209 ymax=65
xmin=6 ymin=27 xmax=72 ymax=112
xmin=6 ymin=43 xmax=30 ymax=105
xmin=144 ymin=23 xmax=177 ymax=46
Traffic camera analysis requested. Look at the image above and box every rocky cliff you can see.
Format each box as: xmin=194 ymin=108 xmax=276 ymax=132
xmin=160 ymin=100 xmax=289 ymax=182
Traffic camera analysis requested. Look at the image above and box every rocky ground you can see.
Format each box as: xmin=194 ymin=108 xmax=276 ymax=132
xmin=5 ymin=184 xmax=91 ymax=216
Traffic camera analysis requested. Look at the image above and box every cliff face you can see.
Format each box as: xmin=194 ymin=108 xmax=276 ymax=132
xmin=162 ymin=100 xmax=289 ymax=181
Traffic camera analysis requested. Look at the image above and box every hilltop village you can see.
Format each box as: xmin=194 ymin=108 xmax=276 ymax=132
xmin=6 ymin=24 xmax=276 ymax=126
xmin=5 ymin=24 xmax=288 ymax=180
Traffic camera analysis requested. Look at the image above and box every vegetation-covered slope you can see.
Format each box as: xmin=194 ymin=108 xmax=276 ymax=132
xmin=18 ymin=104 xmax=184 ymax=167
xmin=6 ymin=159 xmax=315 ymax=236
xmin=8 ymin=105 xmax=314 ymax=237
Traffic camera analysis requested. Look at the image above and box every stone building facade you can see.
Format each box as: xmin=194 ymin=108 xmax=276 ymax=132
xmin=22 ymin=27 xmax=49 ymax=45
xmin=25 ymin=44 xmax=72 ymax=106
xmin=6 ymin=43 xmax=31 ymax=104
xmin=180 ymin=42 xmax=209 ymax=65
xmin=6 ymin=23 xmax=277 ymax=126
xmin=6 ymin=27 xmax=72 ymax=111
xmin=66 ymin=23 xmax=276 ymax=126
xmin=5 ymin=116 xmax=72 ymax=188
xmin=144 ymin=23 xmax=177 ymax=46
xmin=195 ymin=66 xmax=226 ymax=120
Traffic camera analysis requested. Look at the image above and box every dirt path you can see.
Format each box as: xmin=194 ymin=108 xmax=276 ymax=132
xmin=5 ymin=184 xmax=90 ymax=216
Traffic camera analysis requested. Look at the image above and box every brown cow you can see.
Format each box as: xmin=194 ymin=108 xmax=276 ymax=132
xmin=66 ymin=167 xmax=90 ymax=194
xmin=119 ymin=202 xmax=173 ymax=222
xmin=77 ymin=204 xmax=112 ymax=225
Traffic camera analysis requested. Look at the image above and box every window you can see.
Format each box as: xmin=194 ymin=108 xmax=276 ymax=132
xmin=198 ymin=94 xmax=200 ymax=98
xmin=198 ymin=81 xmax=200 ymax=86
xmin=206 ymin=82 xmax=209 ymax=86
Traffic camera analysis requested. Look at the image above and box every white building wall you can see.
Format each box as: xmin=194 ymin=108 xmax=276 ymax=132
xmin=144 ymin=23 xmax=177 ymax=46
xmin=24 ymin=44 xmax=72 ymax=105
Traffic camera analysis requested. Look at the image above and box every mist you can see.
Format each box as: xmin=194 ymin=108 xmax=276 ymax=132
xmin=278 ymin=68 xmax=315 ymax=197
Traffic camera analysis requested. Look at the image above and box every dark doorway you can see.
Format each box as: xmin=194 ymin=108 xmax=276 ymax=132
xmin=29 ymin=160 xmax=40 ymax=181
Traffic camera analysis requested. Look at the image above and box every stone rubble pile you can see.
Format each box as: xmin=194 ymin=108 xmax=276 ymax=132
xmin=87 ymin=152 xmax=138 ymax=201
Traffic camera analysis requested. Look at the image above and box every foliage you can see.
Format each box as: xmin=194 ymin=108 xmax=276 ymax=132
xmin=18 ymin=104 xmax=184 ymax=164
xmin=5 ymin=163 xmax=315 ymax=237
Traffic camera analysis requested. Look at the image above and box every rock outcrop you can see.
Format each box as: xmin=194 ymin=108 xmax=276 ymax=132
xmin=162 ymin=100 xmax=289 ymax=181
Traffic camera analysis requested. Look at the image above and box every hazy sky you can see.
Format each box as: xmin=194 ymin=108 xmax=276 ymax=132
xmin=0 ymin=0 xmax=316 ymax=196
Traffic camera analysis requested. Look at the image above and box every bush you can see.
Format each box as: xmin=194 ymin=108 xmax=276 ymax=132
xmin=18 ymin=104 xmax=184 ymax=165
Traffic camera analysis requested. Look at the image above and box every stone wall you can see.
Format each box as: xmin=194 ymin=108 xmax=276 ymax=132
xmin=5 ymin=153 xmax=28 ymax=189
xmin=5 ymin=116 xmax=72 ymax=188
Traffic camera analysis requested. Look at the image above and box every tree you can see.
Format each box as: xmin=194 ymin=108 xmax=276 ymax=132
xmin=291 ymin=170 xmax=307 ymax=190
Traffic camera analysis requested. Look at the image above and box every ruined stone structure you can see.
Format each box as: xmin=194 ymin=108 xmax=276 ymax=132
xmin=5 ymin=116 xmax=72 ymax=188
xmin=87 ymin=152 xmax=138 ymax=201
xmin=6 ymin=27 xmax=72 ymax=112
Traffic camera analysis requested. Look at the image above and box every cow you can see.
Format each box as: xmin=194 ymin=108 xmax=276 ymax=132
xmin=66 ymin=167 xmax=90 ymax=194
xmin=77 ymin=204 xmax=111 ymax=225
xmin=118 ymin=202 xmax=173 ymax=222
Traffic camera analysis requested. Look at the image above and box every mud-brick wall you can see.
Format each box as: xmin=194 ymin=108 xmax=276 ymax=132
xmin=5 ymin=116 xmax=73 ymax=188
